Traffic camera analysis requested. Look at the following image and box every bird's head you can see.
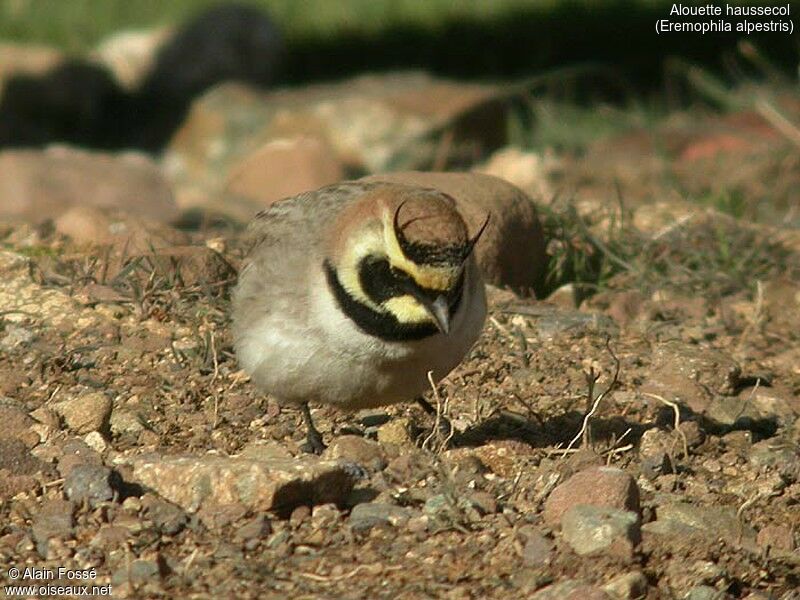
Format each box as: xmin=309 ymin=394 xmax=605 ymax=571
xmin=326 ymin=184 xmax=488 ymax=337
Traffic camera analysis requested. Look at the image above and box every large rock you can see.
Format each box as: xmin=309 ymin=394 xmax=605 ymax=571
xmin=644 ymin=502 xmax=756 ymax=549
xmin=128 ymin=453 xmax=357 ymax=514
xmin=362 ymin=171 xmax=547 ymax=295
xmin=163 ymin=73 xmax=510 ymax=213
xmin=0 ymin=147 xmax=177 ymax=224
xmin=54 ymin=205 xmax=189 ymax=254
xmin=223 ymin=136 xmax=344 ymax=211
xmin=474 ymin=146 xmax=558 ymax=202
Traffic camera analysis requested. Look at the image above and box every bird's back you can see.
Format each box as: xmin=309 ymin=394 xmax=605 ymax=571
xmin=232 ymin=182 xmax=381 ymax=349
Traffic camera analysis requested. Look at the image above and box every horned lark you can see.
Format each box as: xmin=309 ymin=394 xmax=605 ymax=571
xmin=232 ymin=181 xmax=488 ymax=452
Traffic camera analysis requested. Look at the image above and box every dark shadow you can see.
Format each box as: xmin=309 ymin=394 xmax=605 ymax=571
xmin=666 ymin=405 xmax=779 ymax=441
xmin=0 ymin=3 xmax=283 ymax=152
xmin=0 ymin=60 xmax=129 ymax=149
xmin=454 ymin=409 xmax=646 ymax=450
xmin=112 ymin=469 xmax=146 ymax=501
xmin=280 ymin=0 xmax=799 ymax=89
xmin=130 ymin=2 xmax=283 ymax=151
xmin=0 ymin=1 xmax=797 ymax=152
xmin=453 ymin=391 xmax=780 ymax=449
xmin=271 ymin=468 xmax=358 ymax=518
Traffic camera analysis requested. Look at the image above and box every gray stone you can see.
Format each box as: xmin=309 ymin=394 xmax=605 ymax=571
xmin=741 ymin=385 xmax=799 ymax=426
xmin=748 ymin=439 xmax=799 ymax=478
xmin=642 ymin=342 xmax=740 ymax=415
xmin=683 ymin=586 xmax=730 ymax=600
xmin=141 ymin=495 xmax=188 ymax=536
xmin=0 ymin=324 xmax=34 ymax=352
xmin=561 ymin=505 xmax=640 ymax=556
xmin=639 ymin=428 xmax=675 ymax=478
xmin=56 ymin=438 xmax=103 ymax=477
xmin=31 ymin=499 xmax=74 ymax=557
xmin=349 ymin=503 xmax=413 ymax=531
xmin=423 ymin=494 xmax=450 ymax=517
xmin=641 ymin=519 xmax=700 ymax=538
xmin=64 ymin=464 xmax=117 ymax=506
xmin=128 ymin=453 xmax=356 ymax=514
xmin=705 ymin=396 xmax=765 ymax=429
xmin=109 ymin=408 xmax=146 ymax=436
xmin=234 ymin=514 xmax=272 ymax=542
xmin=651 ymin=502 xmax=756 ymax=548
xmin=517 ymin=526 xmax=553 ymax=567
xmin=112 ymin=559 xmax=161 ymax=586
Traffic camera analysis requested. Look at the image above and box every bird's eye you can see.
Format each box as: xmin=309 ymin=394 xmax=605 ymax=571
xmin=389 ymin=266 xmax=412 ymax=283
xmin=358 ymin=256 xmax=404 ymax=304
xmin=358 ymin=255 xmax=464 ymax=312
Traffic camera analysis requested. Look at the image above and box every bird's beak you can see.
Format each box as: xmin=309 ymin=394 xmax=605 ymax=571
xmin=422 ymin=295 xmax=451 ymax=335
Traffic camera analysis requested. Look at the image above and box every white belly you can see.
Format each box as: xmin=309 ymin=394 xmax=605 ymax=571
xmin=236 ymin=270 xmax=486 ymax=410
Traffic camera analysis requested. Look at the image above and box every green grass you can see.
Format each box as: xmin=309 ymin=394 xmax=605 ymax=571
xmin=509 ymin=98 xmax=658 ymax=153
xmin=0 ymin=0 xmax=581 ymax=53
xmin=542 ymin=201 xmax=794 ymax=303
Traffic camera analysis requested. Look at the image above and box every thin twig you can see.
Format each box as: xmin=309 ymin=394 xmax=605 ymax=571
xmin=209 ymin=329 xmax=220 ymax=384
xmin=642 ymin=392 xmax=689 ymax=459
xmin=299 ymin=564 xmax=401 ymax=583
xmin=606 ymin=427 xmax=634 ymax=465
xmin=422 ymin=370 xmax=453 ymax=453
xmin=561 ymin=337 xmax=621 ymax=457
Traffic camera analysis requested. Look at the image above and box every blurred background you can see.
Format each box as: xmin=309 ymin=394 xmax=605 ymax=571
xmin=1 ymin=6 xmax=800 ymax=595
xmin=0 ymin=0 xmax=799 ymax=291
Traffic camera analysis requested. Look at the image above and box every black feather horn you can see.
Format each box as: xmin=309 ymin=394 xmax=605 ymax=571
xmin=462 ymin=213 xmax=490 ymax=260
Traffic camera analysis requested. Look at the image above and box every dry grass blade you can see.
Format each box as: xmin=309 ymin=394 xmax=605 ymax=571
xmin=641 ymin=392 xmax=689 ymax=460
xmin=561 ymin=336 xmax=620 ymax=457
xmin=422 ymin=370 xmax=453 ymax=453
xmin=755 ymin=98 xmax=800 ymax=149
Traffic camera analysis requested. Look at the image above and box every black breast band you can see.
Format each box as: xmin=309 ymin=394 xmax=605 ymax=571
xmin=323 ymin=260 xmax=439 ymax=342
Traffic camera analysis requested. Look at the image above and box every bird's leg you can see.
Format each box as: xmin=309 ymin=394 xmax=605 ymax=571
xmin=416 ymin=397 xmax=452 ymax=438
xmin=300 ymin=402 xmax=326 ymax=454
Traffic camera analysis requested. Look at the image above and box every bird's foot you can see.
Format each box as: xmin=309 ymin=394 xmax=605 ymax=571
xmin=300 ymin=402 xmax=326 ymax=454
xmin=300 ymin=429 xmax=327 ymax=455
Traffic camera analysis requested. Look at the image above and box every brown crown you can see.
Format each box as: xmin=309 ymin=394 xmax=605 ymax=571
xmin=392 ymin=191 xmax=489 ymax=266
